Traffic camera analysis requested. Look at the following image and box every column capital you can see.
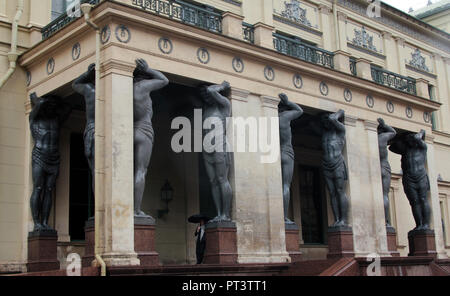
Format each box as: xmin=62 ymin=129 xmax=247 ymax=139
xmin=442 ymin=56 xmax=450 ymax=64
xmin=344 ymin=115 xmax=358 ymax=127
xmin=254 ymin=22 xmax=275 ymax=31
xmin=222 ymin=11 xmax=244 ymax=20
xmin=381 ymin=31 xmax=392 ymax=40
xmin=318 ymin=4 xmax=332 ymax=15
xmin=260 ymin=95 xmax=280 ymax=109
xmin=363 ymin=120 xmax=379 ymax=132
xmin=102 ymin=59 xmax=135 ymax=77
xmin=337 ymin=11 xmax=347 ymax=21
xmin=231 ymin=88 xmax=250 ymax=102
xmin=425 ymin=133 xmax=435 ymax=144
xmin=333 ymin=50 xmax=352 ymax=57
xmin=393 ymin=36 xmax=405 ymax=46
xmin=431 ymin=52 xmax=442 ymax=60
xmin=416 ymin=77 xmax=430 ymax=84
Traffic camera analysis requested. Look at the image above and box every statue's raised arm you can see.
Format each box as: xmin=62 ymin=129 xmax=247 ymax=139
xmin=329 ymin=109 xmax=345 ymax=134
xmin=205 ymin=81 xmax=231 ymax=116
xmin=278 ymin=93 xmax=303 ymax=122
xmin=133 ymin=58 xmax=169 ymax=95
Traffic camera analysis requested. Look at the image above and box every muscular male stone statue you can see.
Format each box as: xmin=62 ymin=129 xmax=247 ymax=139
xmin=133 ymin=58 xmax=169 ymax=218
xmin=390 ymin=130 xmax=431 ymax=230
xmin=200 ymin=81 xmax=233 ymax=223
xmin=72 ymin=63 xmax=96 ymax=193
xmin=311 ymin=110 xmax=349 ymax=227
xmin=278 ymin=93 xmax=303 ymax=224
xmin=29 ymin=93 xmax=71 ymax=231
xmin=377 ymin=118 xmax=396 ymax=227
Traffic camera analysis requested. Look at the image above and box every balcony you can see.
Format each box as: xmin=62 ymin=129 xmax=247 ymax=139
xmin=273 ymin=33 xmax=334 ymax=69
xmin=131 ymin=0 xmax=222 ymax=33
xmin=370 ymin=65 xmax=417 ymax=96
xmin=42 ymin=0 xmax=100 ymax=40
xmin=242 ymin=22 xmax=254 ymax=44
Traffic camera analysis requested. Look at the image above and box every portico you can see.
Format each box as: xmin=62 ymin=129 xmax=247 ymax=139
xmin=18 ymin=0 xmax=444 ymax=270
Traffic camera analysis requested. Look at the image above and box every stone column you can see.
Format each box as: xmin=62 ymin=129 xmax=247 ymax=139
xmin=95 ymin=60 xmax=139 ymax=267
xmin=393 ymin=37 xmax=407 ymax=76
xmin=254 ymin=23 xmax=274 ymax=49
xmin=363 ymin=120 xmax=390 ymax=257
xmin=356 ymin=58 xmax=372 ymax=80
xmin=344 ymin=117 xmax=390 ymax=257
xmin=433 ymin=54 xmax=450 ymax=133
xmin=382 ymin=31 xmax=397 ymax=73
xmin=416 ymin=78 xmax=430 ymax=99
xmin=229 ymin=88 xmax=290 ymax=263
xmin=336 ymin=12 xmax=348 ymax=52
xmin=334 ymin=50 xmax=352 ymax=75
xmin=424 ymin=135 xmax=448 ymax=259
xmin=222 ymin=12 xmax=245 ymax=40
xmin=318 ymin=4 xmax=333 ymax=51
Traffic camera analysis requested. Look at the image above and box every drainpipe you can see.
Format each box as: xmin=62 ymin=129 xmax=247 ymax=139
xmin=80 ymin=3 xmax=105 ymax=277
xmin=0 ymin=0 xmax=24 ymax=89
xmin=332 ymin=0 xmax=340 ymax=51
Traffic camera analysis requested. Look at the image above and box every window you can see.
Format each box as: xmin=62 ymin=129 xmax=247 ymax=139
xmin=52 ymin=0 xmax=67 ymax=20
xmin=299 ymin=166 xmax=327 ymax=244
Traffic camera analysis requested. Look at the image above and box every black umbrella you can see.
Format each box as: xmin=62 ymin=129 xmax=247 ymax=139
xmin=188 ymin=214 xmax=211 ymax=224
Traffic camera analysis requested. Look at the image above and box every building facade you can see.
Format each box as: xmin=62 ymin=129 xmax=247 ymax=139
xmin=0 ymin=0 xmax=449 ymax=274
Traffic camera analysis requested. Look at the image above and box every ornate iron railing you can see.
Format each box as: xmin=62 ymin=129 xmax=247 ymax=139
xmin=242 ymin=22 xmax=254 ymax=43
xmin=349 ymin=57 xmax=357 ymax=76
xmin=273 ymin=33 xmax=334 ymax=69
xmin=41 ymin=0 xmax=100 ymax=40
xmin=132 ymin=0 xmax=222 ymax=33
xmin=370 ymin=66 xmax=417 ymax=95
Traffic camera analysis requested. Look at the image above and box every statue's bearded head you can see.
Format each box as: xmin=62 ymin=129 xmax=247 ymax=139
xmin=320 ymin=113 xmax=331 ymax=129
xmin=43 ymin=96 xmax=59 ymax=117
xmin=200 ymin=85 xmax=213 ymax=105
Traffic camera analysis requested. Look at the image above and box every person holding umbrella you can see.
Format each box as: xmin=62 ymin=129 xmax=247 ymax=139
xmin=188 ymin=214 xmax=211 ymax=264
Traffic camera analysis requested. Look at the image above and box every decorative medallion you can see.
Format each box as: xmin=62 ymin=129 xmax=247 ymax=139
xmin=26 ymin=71 xmax=31 ymax=87
xmin=281 ymin=0 xmax=312 ymax=27
xmin=406 ymin=107 xmax=413 ymax=119
xmin=408 ymin=49 xmax=430 ymax=72
xmin=264 ymin=66 xmax=275 ymax=81
xmin=344 ymin=89 xmax=352 ymax=102
xmin=319 ymin=82 xmax=328 ymax=96
xmin=158 ymin=37 xmax=173 ymax=54
xmin=366 ymin=95 xmax=374 ymax=108
xmin=352 ymin=26 xmax=377 ymax=52
xmin=293 ymin=74 xmax=303 ymax=89
xmin=386 ymin=101 xmax=394 ymax=113
xmin=423 ymin=112 xmax=431 ymax=123
xmin=72 ymin=42 xmax=81 ymax=61
xmin=197 ymin=47 xmax=210 ymax=64
xmin=47 ymin=58 xmax=55 ymax=75
xmin=232 ymin=57 xmax=244 ymax=73
xmin=115 ymin=25 xmax=131 ymax=43
xmin=101 ymin=25 xmax=111 ymax=44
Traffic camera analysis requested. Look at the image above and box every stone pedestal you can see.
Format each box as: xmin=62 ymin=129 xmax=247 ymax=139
xmin=82 ymin=218 xmax=95 ymax=268
xmin=27 ymin=230 xmax=60 ymax=272
xmin=203 ymin=221 xmax=238 ymax=264
xmin=285 ymin=223 xmax=302 ymax=262
xmin=408 ymin=229 xmax=437 ymax=258
xmin=327 ymin=226 xmax=355 ymax=259
xmin=134 ymin=216 xmax=159 ymax=266
xmin=386 ymin=226 xmax=400 ymax=257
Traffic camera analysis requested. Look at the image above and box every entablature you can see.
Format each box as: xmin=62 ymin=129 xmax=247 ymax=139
xmin=19 ymin=0 xmax=440 ymax=134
